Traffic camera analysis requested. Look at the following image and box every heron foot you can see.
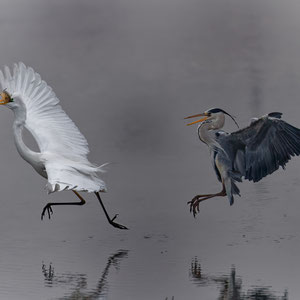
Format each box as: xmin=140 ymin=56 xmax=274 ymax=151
xmin=187 ymin=189 xmax=227 ymax=217
xmin=41 ymin=204 xmax=53 ymax=220
xmin=109 ymin=214 xmax=128 ymax=230
xmin=188 ymin=196 xmax=205 ymax=217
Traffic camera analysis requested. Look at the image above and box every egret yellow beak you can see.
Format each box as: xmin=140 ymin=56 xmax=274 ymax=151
xmin=184 ymin=113 xmax=209 ymax=126
xmin=0 ymin=90 xmax=12 ymax=105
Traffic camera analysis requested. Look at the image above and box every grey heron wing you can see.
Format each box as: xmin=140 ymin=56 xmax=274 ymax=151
xmin=228 ymin=114 xmax=300 ymax=182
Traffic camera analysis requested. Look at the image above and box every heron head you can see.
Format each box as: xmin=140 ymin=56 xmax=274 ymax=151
xmin=0 ymin=90 xmax=13 ymax=105
xmin=184 ymin=108 xmax=239 ymax=128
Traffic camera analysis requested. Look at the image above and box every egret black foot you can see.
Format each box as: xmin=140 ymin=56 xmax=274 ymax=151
xmin=109 ymin=214 xmax=128 ymax=230
xmin=41 ymin=204 xmax=53 ymax=220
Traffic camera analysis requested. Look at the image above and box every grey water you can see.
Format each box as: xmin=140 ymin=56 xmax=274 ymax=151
xmin=0 ymin=0 xmax=299 ymax=299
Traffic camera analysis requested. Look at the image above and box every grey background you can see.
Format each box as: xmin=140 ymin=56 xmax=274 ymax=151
xmin=0 ymin=0 xmax=298 ymax=299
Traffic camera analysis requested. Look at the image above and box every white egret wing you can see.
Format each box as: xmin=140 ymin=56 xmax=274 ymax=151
xmin=0 ymin=62 xmax=107 ymax=193
xmin=0 ymin=62 xmax=89 ymax=157
xmin=44 ymin=157 xmax=107 ymax=193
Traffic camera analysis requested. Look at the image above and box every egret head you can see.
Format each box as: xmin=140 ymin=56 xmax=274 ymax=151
xmin=0 ymin=90 xmax=14 ymax=106
xmin=184 ymin=108 xmax=239 ymax=128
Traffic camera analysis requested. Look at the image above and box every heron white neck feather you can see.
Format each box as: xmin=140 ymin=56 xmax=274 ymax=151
xmin=198 ymin=114 xmax=226 ymax=153
xmin=198 ymin=114 xmax=225 ymax=144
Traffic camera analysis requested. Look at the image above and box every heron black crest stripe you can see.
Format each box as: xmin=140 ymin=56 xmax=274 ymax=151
xmin=207 ymin=108 xmax=225 ymax=114
xmin=207 ymin=108 xmax=239 ymax=128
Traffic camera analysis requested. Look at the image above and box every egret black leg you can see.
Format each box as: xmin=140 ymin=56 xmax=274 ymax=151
xmin=188 ymin=184 xmax=226 ymax=217
xmin=94 ymin=192 xmax=128 ymax=230
xmin=41 ymin=190 xmax=86 ymax=220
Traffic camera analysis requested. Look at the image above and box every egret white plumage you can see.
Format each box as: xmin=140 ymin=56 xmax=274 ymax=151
xmin=185 ymin=108 xmax=300 ymax=217
xmin=0 ymin=62 xmax=127 ymax=229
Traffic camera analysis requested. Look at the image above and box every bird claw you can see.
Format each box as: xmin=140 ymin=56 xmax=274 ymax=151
xmin=111 ymin=214 xmax=119 ymax=222
xmin=187 ymin=196 xmax=203 ymax=217
xmin=109 ymin=220 xmax=128 ymax=230
xmin=109 ymin=214 xmax=128 ymax=230
xmin=41 ymin=204 xmax=53 ymax=220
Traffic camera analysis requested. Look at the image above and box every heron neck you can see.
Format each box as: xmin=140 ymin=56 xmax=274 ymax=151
xmin=198 ymin=120 xmax=223 ymax=145
xmin=198 ymin=122 xmax=214 ymax=144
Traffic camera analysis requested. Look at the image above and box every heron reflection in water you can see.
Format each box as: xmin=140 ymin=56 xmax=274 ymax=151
xmin=42 ymin=250 xmax=128 ymax=299
xmin=185 ymin=108 xmax=300 ymax=216
xmin=190 ymin=258 xmax=288 ymax=300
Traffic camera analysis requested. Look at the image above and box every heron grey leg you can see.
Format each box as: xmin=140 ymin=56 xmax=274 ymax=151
xmin=188 ymin=184 xmax=226 ymax=217
xmin=41 ymin=190 xmax=86 ymax=220
xmin=94 ymin=192 xmax=128 ymax=230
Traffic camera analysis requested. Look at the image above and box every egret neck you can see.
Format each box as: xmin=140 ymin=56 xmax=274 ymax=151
xmin=10 ymin=98 xmax=41 ymax=167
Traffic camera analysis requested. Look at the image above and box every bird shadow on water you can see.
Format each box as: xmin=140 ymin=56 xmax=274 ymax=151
xmin=189 ymin=257 xmax=288 ymax=300
xmin=42 ymin=249 xmax=128 ymax=299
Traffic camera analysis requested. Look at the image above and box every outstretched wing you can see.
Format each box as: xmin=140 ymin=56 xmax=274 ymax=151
xmin=219 ymin=113 xmax=300 ymax=182
xmin=0 ymin=62 xmax=89 ymax=157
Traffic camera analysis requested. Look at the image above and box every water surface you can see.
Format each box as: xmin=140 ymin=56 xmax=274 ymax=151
xmin=0 ymin=0 xmax=299 ymax=299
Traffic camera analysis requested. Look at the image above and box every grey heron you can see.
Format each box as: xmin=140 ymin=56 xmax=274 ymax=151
xmin=185 ymin=108 xmax=300 ymax=216
xmin=0 ymin=62 xmax=128 ymax=230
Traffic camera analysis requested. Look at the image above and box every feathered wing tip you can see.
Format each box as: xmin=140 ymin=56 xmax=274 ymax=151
xmin=0 ymin=62 xmax=38 ymax=96
xmin=243 ymin=117 xmax=300 ymax=182
xmin=223 ymin=177 xmax=241 ymax=206
xmin=227 ymin=182 xmax=241 ymax=206
xmin=96 ymin=162 xmax=110 ymax=173
xmin=0 ymin=62 xmax=90 ymax=157
xmin=268 ymin=112 xmax=282 ymax=119
xmin=45 ymin=181 xmax=107 ymax=194
xmin=231 ymin=181 xmax=241 ymax=196
xmin=44 ymin=157 xmax=108 ymax=195
xmin=0 ymin=62 xmax=60 ymax=110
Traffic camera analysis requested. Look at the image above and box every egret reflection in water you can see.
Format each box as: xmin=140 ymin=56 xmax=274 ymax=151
xmin=42 ymin=250 xmax=128 ymax=299
xmin=189 ymin=258 xmax=288 ymax=300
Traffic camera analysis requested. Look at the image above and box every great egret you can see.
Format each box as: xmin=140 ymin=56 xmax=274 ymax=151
xmin=185 ymin=108 xmax=300 ymax=216
xmin=0 ymin=62 xmax=127 ymax=230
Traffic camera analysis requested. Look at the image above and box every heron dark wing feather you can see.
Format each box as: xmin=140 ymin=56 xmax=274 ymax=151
xmin=213 ymin=150 xmax=222 ymax=182
xmin=218 ymin=114 xmax=300 ymax=182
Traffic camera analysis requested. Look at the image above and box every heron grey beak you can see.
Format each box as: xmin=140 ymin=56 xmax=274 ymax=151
xmin=184 ymin=113 xmax=209 ymax=126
